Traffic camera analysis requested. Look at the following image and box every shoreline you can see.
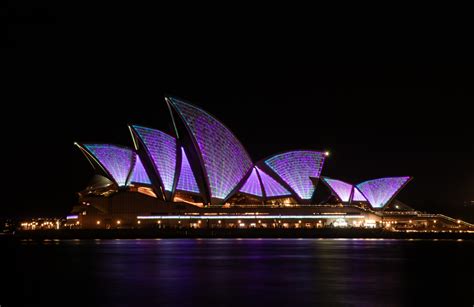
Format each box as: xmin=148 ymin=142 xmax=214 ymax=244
xmin=3 ymin=228 xmax=474 ymax=240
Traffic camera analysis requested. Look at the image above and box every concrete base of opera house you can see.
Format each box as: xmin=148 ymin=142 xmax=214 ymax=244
xmin=59 ymin=191 xmax=474 ymax=233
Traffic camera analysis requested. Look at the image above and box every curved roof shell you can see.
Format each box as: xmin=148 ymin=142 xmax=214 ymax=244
xmin=76 ymin=143 xmax=151 ymax=187
xmin=167 ymin=97 xmax=253 ymax=201
xmin=131 ymin=125 xmax=177 ymax=192
xmin=356 ymin=177 xmax=412 ymax=208
xmin=263 ymin=151 xmax=327 ymax=200
xmin=75 ymin=97 xmax=414 ymax=209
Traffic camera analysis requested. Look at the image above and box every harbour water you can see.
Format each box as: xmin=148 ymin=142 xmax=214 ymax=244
xmin=4 ymin=238 xmax=474 ymax=306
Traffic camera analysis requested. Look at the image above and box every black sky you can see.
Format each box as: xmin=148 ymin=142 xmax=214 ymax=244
xmin=5 ymin=1 xmax=474 ymax=221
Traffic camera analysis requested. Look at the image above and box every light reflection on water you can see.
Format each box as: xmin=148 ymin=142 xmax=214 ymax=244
xmin=6 ymin=239 xmax=474 ymax=306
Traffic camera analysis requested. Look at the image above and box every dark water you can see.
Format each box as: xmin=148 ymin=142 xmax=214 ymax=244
xmin=4 ymin=239 xmax=474 ymax=306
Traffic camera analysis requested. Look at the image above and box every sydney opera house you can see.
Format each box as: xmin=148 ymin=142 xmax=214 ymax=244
xmin=71 ymin=97 xmax=472 ymax=231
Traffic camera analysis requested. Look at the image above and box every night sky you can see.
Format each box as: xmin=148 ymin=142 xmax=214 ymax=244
xmin=5 ymin=2 xmax=474 ymax=221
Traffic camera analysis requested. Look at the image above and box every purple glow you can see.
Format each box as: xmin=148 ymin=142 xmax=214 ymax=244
xmin=321 ymin=177 xmax=353 ymax=202
xmin=264 ymin=151 xmax=326 ymax=199
xmin=176 ymin=147 xmax=200 ymax=193
xmin=130 ymin=155 xmax=151 ymax=184
xmin=356 ymin=177 xmax=411 ymax=208
xmin=256 ymin=167 xmax=291 ymax=197
xmin=83 ymin=144 xmax=133 ymax=186
xmin=239 ymin=168 xmax=263 ymax=197
xmin=132 ymin=126 xmax=177 ymax=192
xmin=352 ymin=187 xmax=367 ymax=202
xmin=169 ymin=98 xmax=253 ymax=199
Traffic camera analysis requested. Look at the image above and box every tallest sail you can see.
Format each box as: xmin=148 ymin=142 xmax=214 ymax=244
xmin=167 ymin=97 xmax=253 ymax=202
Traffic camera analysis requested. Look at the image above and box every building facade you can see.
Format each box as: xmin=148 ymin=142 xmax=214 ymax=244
xmin=72 ymin=97 xmax=473 ymax=231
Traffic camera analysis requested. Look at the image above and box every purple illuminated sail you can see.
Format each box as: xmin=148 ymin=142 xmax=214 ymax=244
xmin=176 ymin=147 xmax=200 ymax=193
xmin=83 ymin=144 xmax=133 ymax=186
xmin=264 ymin=151 xmax=326 ymax=199
xmin=352 ymin=187 xmax=367 ymax=202
xmin=132 ymin=126 xmax=177 ymax=192
xmin=256 ymin=167 xmax=291 ymax=197
xmin=321 ymin=177 xmax=353 ymax=202
xmin=130 ymin=155 xmax=151 ymax=184
xmin=356 ymin=177 xmax=411 ymax=208
xmin=239 ymin=168 xmax=263 ymax=197
xmin=168 ymin=98 xmax=253 ymax=200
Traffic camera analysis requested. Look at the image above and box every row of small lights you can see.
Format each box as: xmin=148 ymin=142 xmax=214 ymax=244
xmin=405 ymin=219 xmax=461 ymax=224
xmin=93 ymin=219 xmax=463 ymax=226
xmin=134 ymin=219 xmax=320 ymax=224
xmin=91 ymin=220 xmax=344 ymax=225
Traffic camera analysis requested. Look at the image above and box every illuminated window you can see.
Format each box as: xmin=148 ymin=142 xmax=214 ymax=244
xmin=176 ymin=147 xmax=200 ymax=193
xmin=256 ymin=167 xmax=291 ymax=197
xmin=130 ymin=155 xmax=151 ymax=184
xmin=239 ymin=167 xmax=263 ymax=197
xmin=321 ymin=177 xmax=353 ymax=202
xmin=352 ymin=187 xmax=367 ymax=202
